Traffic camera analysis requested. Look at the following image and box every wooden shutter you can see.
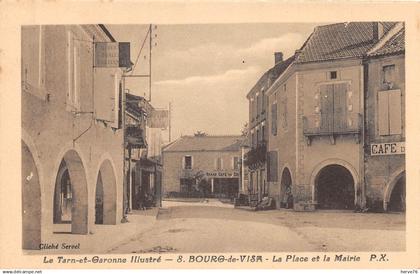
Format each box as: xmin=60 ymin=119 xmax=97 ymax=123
xmin=389 ymin=90 xmax=402 ymax=135
xmin=271 ymin=103 xmax=277 ymax=135
xmin=268 ymin=151 xmax=278 ymax=182
xmin=94 ymin=68 xmax=121 ymax=127
xmin=320 ymin=85 xmax=334 ymax=133
xmin=333 ymin=83 xmax=347 ymax=132
xmin=22 ymin=26 xmax=43 ymax=98
xmin=378 ymin=91 xmax=390 ymax=135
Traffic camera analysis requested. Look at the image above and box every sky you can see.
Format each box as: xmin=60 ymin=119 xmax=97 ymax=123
xmin=107 ymin=23 xmax=320 ymax=143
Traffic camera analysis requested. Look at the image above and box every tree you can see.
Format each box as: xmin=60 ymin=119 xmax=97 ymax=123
xmin=241 ymin=122 xmax=249 ymax=137
xmin=194 ymin=131 xmax=208 ymax=137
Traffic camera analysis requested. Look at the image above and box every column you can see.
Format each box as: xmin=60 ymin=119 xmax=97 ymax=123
xmin=211 ymin=178 xmax=214 ymax=193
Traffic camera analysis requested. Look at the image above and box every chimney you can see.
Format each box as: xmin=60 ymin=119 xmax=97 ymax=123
xmin=274 ymin=52 xmax=283 ymax=64
xmin=373 ymin=22 xmax=385 ymax=41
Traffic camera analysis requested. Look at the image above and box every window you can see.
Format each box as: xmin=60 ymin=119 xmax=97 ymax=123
xmin=183 ymin=156 xmax=192 ymax=170
xmin=383 ymin=65 xmax=396 ymax=86
xmin=261 ymin=124 xmax=265 ymax=142
xmin=233 ymin=157 xmax=240 ymax=170
xmin=271 ymin=102 xmax=278 ymax=136
xmin=256 ymin=93 xmax=260 ymax=116
xmin=329 ymin=71 xmax=337 ymax=80
xmin=21 ymin=26 xmax=45 ymax=99
xmin=378 ymin=90 xmax=402 ymax=135
xmin=216 ymin=157 xmax=223 ymax=170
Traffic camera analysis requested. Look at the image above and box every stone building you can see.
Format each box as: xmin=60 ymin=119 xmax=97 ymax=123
xmin=245 ymin=52 xmax=294 ymax=202
xmin=364 ymin=23 xmax=405 ymax=211
xmin=162 ymin=135 xmax=244 ymax=198
xmin=265 ymin=22 xmax=404 ymax=211
xmin=21 ymin=25 xmax=129 ymax=249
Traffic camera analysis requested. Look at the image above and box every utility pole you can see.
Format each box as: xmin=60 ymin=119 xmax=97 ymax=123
xmin=168 ymin=102 xmax=172 ymax=142
xmin=149 ymin=24 xmax=152 ymax=102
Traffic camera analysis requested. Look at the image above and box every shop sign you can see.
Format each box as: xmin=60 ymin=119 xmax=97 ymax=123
xmin=206 ymin=171 xmax=240 ymax=178
xmin=370 ymin=142 xmax=405 ymax=156
xmin=95 ymin=42 xmax=131 ymax=68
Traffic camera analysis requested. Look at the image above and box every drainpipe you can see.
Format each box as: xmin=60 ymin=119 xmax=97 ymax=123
xmin=361 ymin=60 xmax=368 ymax=210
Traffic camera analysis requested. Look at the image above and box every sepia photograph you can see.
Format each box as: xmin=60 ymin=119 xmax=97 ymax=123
xmin=20 ymin=21 xmax=406 ymax=256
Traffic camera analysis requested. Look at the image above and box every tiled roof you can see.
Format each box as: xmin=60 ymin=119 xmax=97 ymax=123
xmin=163 ymin=135 xmax=245 ymax=152
xmin=247 ymin=55 xmax=295 ymax=98
xmin=368 ymin=28 xmax=405 ymax=57
xmin=296 ymin=22 xmax=396 ymax=63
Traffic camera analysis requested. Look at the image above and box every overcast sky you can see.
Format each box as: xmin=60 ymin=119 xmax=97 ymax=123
xmin=107 ymin=23 xmax=320 ymax=142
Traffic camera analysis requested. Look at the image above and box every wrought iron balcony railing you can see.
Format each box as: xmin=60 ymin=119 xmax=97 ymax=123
xmin=303 ymin=113 xmax=362 ymax=145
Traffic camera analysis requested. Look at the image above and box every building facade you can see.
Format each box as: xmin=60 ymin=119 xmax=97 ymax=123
xmin=245 ymin=53 xmax=294 ymax=202
xmin=21 ymin=25 xmax=128 ymax=249
xmin=265 ymin=22 xmax=405 ymax=211
xmin=162 ymin=136 xmax=244 ymax=198
xmin=364 ymin=24 xmax=405 ymax=211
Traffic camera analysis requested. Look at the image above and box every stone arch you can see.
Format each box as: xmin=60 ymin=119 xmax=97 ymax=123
xmin=53 ymin=148 xmax=89 ymax=234
xmin=310 ymin=159 xmax=359 ymax=209
xmin=95 ymin=157 xmax=117 ymax=225
xmin=279 ymin=165 xmax=293 ymax=208
xmin=21 ymin=139 xmax=42 ymax=249
xmin=383 ymin=168 xmax=405 ymax=212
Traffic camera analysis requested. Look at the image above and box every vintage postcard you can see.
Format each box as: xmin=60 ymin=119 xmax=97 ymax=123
xmin=0 ymin=1 xmax=419 ymax=271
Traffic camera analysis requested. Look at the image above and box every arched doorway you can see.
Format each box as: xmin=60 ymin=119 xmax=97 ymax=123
xmin=53 ymin=161 xmax=72 ymax=224
xmin=387 ymin=173 xmax=405 ymax=212
xmin=280 ymin=168 xmax=293 ymax=208
xmin=22 ymin=141 xmax=41 ymax=249
xmin=315 ymin=164 xmax=355 ymax=209
xmin=53 ymin=150 xmax=88 ymax=234
xmin=95 ymin=160 xmax=117 ymax=225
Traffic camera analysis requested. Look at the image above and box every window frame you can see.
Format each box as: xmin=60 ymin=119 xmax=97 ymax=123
xmin=183 ymin=155 xmax=193 ymax=170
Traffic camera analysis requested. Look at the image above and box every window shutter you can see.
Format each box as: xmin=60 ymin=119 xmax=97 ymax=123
xmin=94 ymin=68 xmax=120 ymax=125
xmin=378 ymin=91 xmax=390 ymax=135
xmin=22 ymin=26 xmax=43 ymax=97
xmin=389 ymin=90 xmax=402 ymax=135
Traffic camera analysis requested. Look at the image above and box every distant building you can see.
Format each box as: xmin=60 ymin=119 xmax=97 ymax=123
xmin=162 ymin=135 xmax=244 ymax=198
xmin=264 ymin=22 xmax=405 ymax=211
xmin=21 ymin=25 xmax=129 ymax=249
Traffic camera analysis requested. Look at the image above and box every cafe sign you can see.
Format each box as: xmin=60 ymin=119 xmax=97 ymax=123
xmin=206 ymin=171 xmax=240 ymax=178
xmin=370 ymin=142 xmax=405 ymax=156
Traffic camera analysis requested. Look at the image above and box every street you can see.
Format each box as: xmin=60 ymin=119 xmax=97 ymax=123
xmin=108 ymin=200 xmax=405 ymax=253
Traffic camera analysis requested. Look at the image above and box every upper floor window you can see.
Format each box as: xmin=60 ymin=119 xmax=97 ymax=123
xmin=21 ymin=26 xmax=45 ymax=100
xmin=233 ymin=157 xmax=240 ymax=170
xmin=183 ymin=155 xmax=193 ymax=170
xmin=383 ymin=65 xmax=396 ymax=88
xmin=271 ymin=102 xmax=277 ymax=136
xmin=378 ymin=89 xmax=402 ymax=136
xmin=216 ymin=157 xmax=223 ymax=170
xmin=256 ymin=93 xmax=260 ymax=116
xmin=329 ymin=71 xmax=337 ymax=80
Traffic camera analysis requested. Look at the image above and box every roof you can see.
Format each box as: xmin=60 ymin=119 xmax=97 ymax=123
xmin=247 ymin=55 xmax=295 ymax=98
xmin=163 ymin=135 xmax=245 ymax=152
xmin=296 ymin=22 xmax=396 ymax=63
xmin=368 ymin=28 xmax=405 ymax=57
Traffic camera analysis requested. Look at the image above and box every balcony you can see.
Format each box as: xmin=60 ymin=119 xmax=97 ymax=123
xmin=244 ymin=141 xmax=267 ymax=170
xmin=303 ymin=113 xmax=362 ymax=145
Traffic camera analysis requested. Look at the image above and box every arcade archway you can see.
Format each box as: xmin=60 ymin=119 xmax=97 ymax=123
xmin=95 ymin=159 xmax=117 ymax=225
xmin=22 ymin=141 xmax=41 ymax=249
xmin=53 ymin=150 xmax=88 ymax=234
xmin=314 ymin=164 xmax=355 ymax=209
xmin=280 ymin=168 xmax=293 ymax=208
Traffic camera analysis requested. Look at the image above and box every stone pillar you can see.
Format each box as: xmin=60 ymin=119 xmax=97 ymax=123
xmin=211 ymin=178 xmax=214 ymax=193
